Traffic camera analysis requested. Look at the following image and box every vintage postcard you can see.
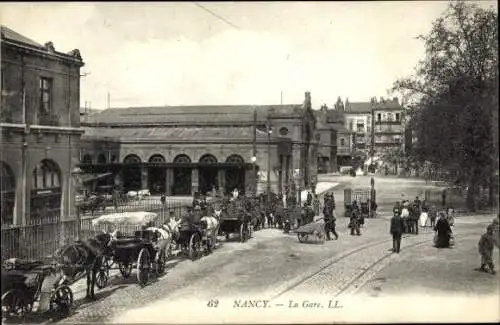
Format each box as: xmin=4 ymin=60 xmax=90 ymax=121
xmin=1 ymin=1 xmax=498 ymax=324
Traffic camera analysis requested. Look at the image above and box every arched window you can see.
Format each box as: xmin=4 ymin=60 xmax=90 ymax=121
xmin=149 ymin=154 xmax=166 ymax=164
xmin=226 ymin=155 xmax=244 ymax=164
xmin=82 ymin=154 xmax=92 ymax=164
xmin=173 ymin=154 xmax=191 ymax=164
xmin=32 ymin=160 xmax=60 ymax=189
xmin=199 ymin=154 xmax=217 ymax=164
xmin=97 ymin=153 xmax=107 ymax=164
xmin=340 ymin=138 xmax=346 ymax=146
xmin=31 ymin=160 xmax=62 ymax=220
xmin=123 ymin=154 xmax=141 ymax=164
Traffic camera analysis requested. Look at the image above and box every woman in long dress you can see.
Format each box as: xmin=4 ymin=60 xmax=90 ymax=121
xmin=434 ymin=212 xmax=452 ymax=248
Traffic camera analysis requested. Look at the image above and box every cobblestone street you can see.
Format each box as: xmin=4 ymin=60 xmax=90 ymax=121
xmin=30 ymin=175 xmax=492 ymax=324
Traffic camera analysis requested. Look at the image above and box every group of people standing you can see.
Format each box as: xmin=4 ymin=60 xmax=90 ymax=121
xmin=390 ymin=196 xmax=453 ymax=253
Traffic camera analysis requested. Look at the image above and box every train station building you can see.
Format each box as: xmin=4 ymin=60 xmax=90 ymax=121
xmin=79 ymin=92 xmax=337 ymax=197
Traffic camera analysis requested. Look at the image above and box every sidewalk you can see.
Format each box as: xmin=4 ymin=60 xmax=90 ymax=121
xmin=358 ymin=216 xmax=499 ymax=297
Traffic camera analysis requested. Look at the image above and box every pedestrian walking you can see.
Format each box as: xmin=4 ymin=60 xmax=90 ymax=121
xmin=476 ymin=225 xmax=498 ymax=275
xmin=313 ymin=194 xmax=320 ymax=216
xmin=328 ymin=211 xmax=339 ymax=240
xmin=390 ymin=208 xmax=404 ymax=253
xmin=323 ymin=196 xmax=338 ymax=240
xmin=349 ymin=201 xmax=361 ymax=236
xmin=434 ymin=212 xmax=452 ymax=248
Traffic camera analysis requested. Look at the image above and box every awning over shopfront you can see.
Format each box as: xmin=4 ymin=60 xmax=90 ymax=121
xmin=80 ymin=172 xmax=113 ymax=184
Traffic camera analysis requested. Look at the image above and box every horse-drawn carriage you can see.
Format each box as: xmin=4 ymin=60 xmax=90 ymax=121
xmin=176 ymin=215 xmax=219 ymax=261
xmin=91 ymin=211 xmax=168 ymax=287
xmin=1 ymin=258 xmax=73 ymax=320
xmin=218 ymin=199 xmax=253 ymax=242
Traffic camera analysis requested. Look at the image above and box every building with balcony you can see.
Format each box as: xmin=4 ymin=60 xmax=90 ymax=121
xmin=333 ymin=96 xmax=405 ymax=157
xmin=372 ymin=97 xmax=405 ymax=155
xmin=79 ymin=92 xmax=319 ymax=197
xmin=339 ymin=98 xmax=372 ymax=153
xmin=0 ymin=26 xmax=84 ymax=226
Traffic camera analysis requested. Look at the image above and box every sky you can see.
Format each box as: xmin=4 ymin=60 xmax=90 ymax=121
xmin=0 ymin=1 xmax=497 ymax=110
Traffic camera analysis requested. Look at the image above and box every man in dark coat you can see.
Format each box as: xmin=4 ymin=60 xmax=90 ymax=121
xmin=390 ymin=208 xmax=404 ymax=253
xmin=349 ymin=201 xmax=361 ymax=236
xmin=306 ymin=191 xmax=312 ymax=206
xmin=323 ymin=199 xmax=339 ymax=240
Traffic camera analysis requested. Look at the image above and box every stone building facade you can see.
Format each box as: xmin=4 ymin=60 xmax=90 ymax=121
xmin=80 ymin=92 xmax=319 ymax=197
xmin=0 ymin=26 xmax=84 ymax=226
xmin=333 ymin=96 xmax=405 ymax=157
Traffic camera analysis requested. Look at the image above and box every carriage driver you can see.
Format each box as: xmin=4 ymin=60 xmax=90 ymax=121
xmin=182 ymin=205 xmax=203 ymax=226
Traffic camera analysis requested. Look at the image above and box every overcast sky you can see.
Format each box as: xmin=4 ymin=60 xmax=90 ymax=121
xmin=1 ymin=1 xmax=497 ymax=109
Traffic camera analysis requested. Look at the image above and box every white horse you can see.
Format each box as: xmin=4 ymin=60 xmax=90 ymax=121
xmin=138 ymin=189 xmax=151 ymax=197
xmin=201 ymin=212 xmax=220 ymax=252
xmin=126 ymin=191 xmax=138 ymax=200
xmin=145 ymin=218 xmax=182 ymax=255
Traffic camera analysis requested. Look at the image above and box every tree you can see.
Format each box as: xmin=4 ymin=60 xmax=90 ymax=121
xmin=392 ymin=1 xmax=498 ymax=210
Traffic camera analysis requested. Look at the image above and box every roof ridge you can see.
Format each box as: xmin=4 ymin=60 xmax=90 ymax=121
xmin=1 ymin=25 xmax=43 ymax=48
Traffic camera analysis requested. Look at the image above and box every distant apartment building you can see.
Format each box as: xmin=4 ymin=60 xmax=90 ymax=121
xmin=372 ymin=97 xmax=405 ymax=154
xmin=314 ymin=104 xmax=353 ymax=171
xmin=334 ymin=96 xmax=405 ymax=157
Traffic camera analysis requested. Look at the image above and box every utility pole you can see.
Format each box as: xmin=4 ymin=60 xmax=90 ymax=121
xmin=266 ymin=114 xmax=272 ymax=204
xmin=370 ymin=101 xmax=375 ymax=169
xmin=252 ymin=107 xmax=257 ymax=196
xmin=21 ymin=55 xmax=28 ymax=226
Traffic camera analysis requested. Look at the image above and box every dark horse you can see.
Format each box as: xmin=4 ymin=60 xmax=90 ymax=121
xmin=54 ymin=234 xmax=110 ymax=300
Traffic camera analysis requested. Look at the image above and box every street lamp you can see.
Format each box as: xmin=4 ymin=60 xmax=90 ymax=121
xmin=71 ymin=167 xmax=83 ymax=241
xmin=267 ymin=126 xmax=272 ymax=204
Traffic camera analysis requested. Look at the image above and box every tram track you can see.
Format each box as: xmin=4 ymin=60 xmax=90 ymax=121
xmin=270 ymin=229 xmax=480 ymax=300
xmin=338 ymin=232 xmax=480 ymax=297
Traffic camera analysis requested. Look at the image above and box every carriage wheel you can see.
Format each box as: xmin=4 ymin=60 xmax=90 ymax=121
xmin=189 ymin=232 xmax=202 ymax=261
xmin=239 ymin=224 xmax=247 ymax=243
xmin=155 ymin=249 xmax=166 ymax=275
xmin=96 ymin=268 xmax=109 ymax=289
xmin=137 ymin=248 xmax=151 ymax=286
xmin=1 ymin=289 xmax=31 ymax=318
xmin=297 ymin=233 xmax=309 ymax=243
xmin=50 ymin=285 xmax=73 ymax=315
xmin=119 ymin=263 xmax=133 ymax=279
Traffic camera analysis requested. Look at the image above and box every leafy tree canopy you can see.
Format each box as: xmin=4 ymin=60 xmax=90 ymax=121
xmin=392 ymin=1 xmax=498 ymax=193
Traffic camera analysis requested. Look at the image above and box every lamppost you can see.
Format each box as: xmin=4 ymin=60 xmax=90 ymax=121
xmin=251 ymin=156 xmax=257 ymax=196
xmin=71 ymin=167 xmax=83 ymax=241
xmin=266 ymin=122 xmax=272 ymax=204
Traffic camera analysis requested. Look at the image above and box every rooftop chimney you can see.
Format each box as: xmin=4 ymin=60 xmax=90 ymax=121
xmin=44 ymin=42 xmax=55 ymax=53
xmin=304 ymin=92 xmax=311 ymax=110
